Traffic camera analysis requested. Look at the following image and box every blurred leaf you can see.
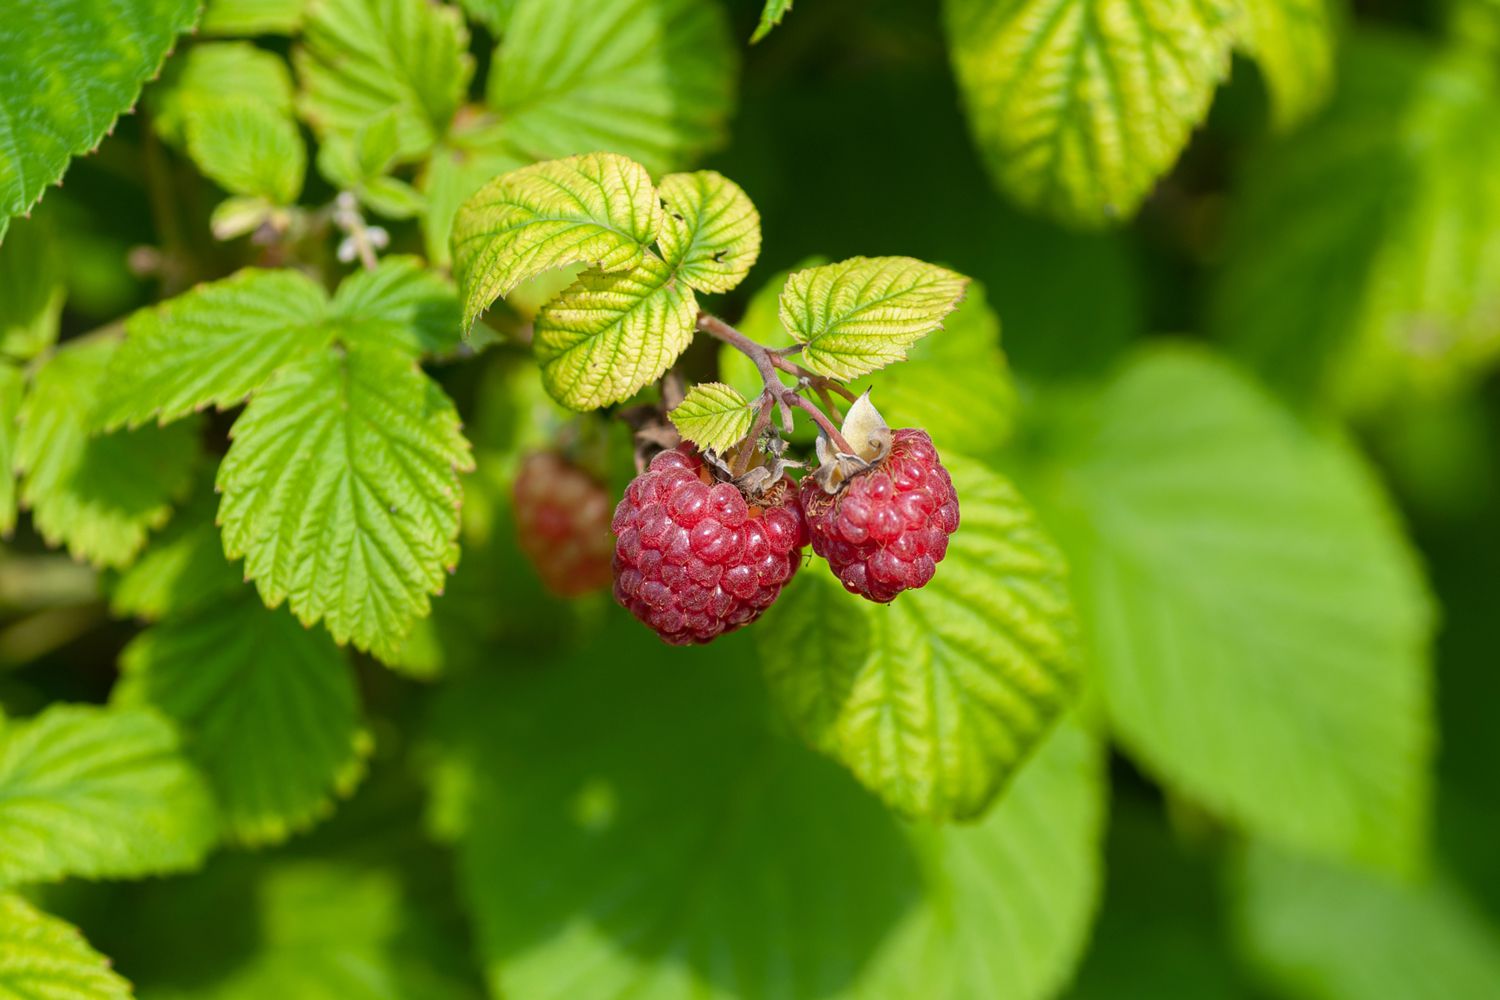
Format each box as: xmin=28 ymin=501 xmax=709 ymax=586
xmin=779 ymin=257 xmax=969 ymax=381
xmin=657 ymin=170 xmax=761 ymax=294
xmin=1238 ymin=0 xmax=1337 ymax=128
xmin=429 ymin=622 xmax=1104 ymax=1000
xmin=0 ymin=0 xmax=198 ymax=241
xmin=752 ymin=0 xmax=794 ymax=42
xmin=0 ymin=214 xmax=65 ymax=361
xmin=329 ymin=256 xmax=463 ymax=357
xmin=488 ymin=0 xmax=736 ymax=174
xmin=201 ymin=0 xmax=307 ymax=35
xmin=17 ymin=339 xmax=199 ymax=569
xmin=1214 ymin=33 xmax=1500 ymax=415
xmin=1030 ymin=345 xmax=1433 ymax=871
xmin=1234 ymin=844 xmax=1500 ymax=998
xmin=943 ymin=0 xmax=1234 ymax=226
xmin=0 ymin=893 xmax=131 ymax=1000
xmin=109 ymin=487 xmax=244 ymax=622
xmin=216 ymin=344 xmax=474 ymax=663
xmin=0 ymin=704 xmax=216 ymax=887
xmin=416 ymin=135 xmax=528 ymax=267
xmin=116 ymin=591 xmax=371 ymax=847
xmin=455 ymin=0 xmax=516 ymax=34
xmin=669 ymin=382 xmax=756 ymax=454
xmin=295 ymin=0 xmax=473 ymax=159
xmin=759 ymin=456 xmax=1079 ymax=820
xmin=185 ymin=100 xmax=306 ymax=205
xmin=149 ymin=42 xmax=296 ymax=149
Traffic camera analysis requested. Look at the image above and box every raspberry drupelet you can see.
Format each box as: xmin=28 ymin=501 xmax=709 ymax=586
xmin=611 ymin=446 xmax=808 ymax=645
xmin=800 ymin=429 xmax=959 ymax=603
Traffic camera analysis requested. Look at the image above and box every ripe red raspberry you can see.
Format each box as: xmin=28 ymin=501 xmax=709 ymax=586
xmin=513 ymin=452 xmax=613 ymax=597
xmin=611 ymin=446 xmax=808 ymax=645
xmin=800 ymin=429 xmax=959 ymax=603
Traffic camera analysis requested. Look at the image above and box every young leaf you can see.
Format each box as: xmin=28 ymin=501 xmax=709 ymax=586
xmin=431 ymin=624 xmax=1105 ymax=1000
xmin=1238 ymin=0 xmax=1336 ymax=129
xmin=669 ymin=382 xmax=757 ymax=454
xmin=0 ymin=894 xmax=131 ymax=1000
xmin=217 ymin=344 xmax=475 ymax=662
xmin=202 ymin=0 xmax=307 ymax=35
xmin=329 ymin=255 xmax=463 ymax=357
xmin=759 ymin=456 xmax=1079 ymax=820
xmin=117 ymin=591 xmax=371 ymax=847
xmin=452 ymin=153 xmax=661 ymax=331
xmin=487 ymin=0 xmax=736 ymax=174
xmin=149 ymin=41 xmax=297 ymax=148
xmin=186 ymin=99 xmax=307 ymax=205
xmin=0 ymin=0 xmax=199 ymax=240
xmin=95 ymin=269 xmax=332 ymax=432
xmin=752 ymin=0 xmax=794 ymax=42
xmin=295 ymin=0 xmax=473 ymax=159
xmin=109 ymin=487 xmax=244 ymax=621
xmin=778 ymin=256 xmax=969 ymax=381
xmin=533 ymin=253 xmax=698 ymax=411
xmin=17 ymin=340 xmax=199 ymax=569
xmin=0 ymin=704 xmax=217 ymax=887
xmin=656 ymin=170 xmax=762 ymax=294
xmin=1234 ymin=845 xmax=1500 ymax=999
xmin=1033 ymin=346 xmax=1433 ymax=871
xmin=0 ymin=214 xmax=65 ymax=361
xmin=943 ymin=0 xmax=1234 ymax=226
xmin=0 ymin=366 xmax=20 ymax=538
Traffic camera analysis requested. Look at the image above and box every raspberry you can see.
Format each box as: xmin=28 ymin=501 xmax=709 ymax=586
xmin=513 ymin=452 xmax=613 ymax=597
xmin=611 ymin=445 xmax=808 ymax=645
xmin=800 ymin=429 xmax=959 ymax=603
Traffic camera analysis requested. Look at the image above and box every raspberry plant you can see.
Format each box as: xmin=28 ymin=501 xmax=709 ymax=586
xmin=1 ymin=1 xmax=1496 ymax=999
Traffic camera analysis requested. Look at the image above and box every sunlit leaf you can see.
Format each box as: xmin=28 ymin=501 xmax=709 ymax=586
xmin=202 ymin=0 xmax=307 ymax=35
xmin=330 ymin=256 xmax=463 ymax=358
xmin=1238 ymin=0 xmax=1336 ymax=128
xmin=109 ymin=487 xmax=244 ymax=622
xmin=0 ymin=894 xmax=131 ymax=1000
xmin=668 ymin=382 xmax=757 ymax=454
xmin=656 ymin=170 xmax=761 ymax=294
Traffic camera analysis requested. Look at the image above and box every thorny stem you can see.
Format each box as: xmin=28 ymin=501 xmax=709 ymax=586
xmin=695 ymin=313 xmax=855 ymax=454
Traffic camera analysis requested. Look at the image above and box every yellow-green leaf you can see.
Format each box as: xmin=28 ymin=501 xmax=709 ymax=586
xmin=669 ymin=382 xmax=757 ymax=454
xmin=657 ymin=170 xmax=761 ymax=294
xmin=0 ymin=894 xmax=131 ymax=1000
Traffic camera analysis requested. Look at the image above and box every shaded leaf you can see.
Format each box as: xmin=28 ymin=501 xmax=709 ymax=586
xmin=752 ymin=0 xmax=795 ymax=42
xmin=185 ymin=100 xmax=306 ymax=205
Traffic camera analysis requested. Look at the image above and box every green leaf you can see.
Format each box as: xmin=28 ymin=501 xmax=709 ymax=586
xmin=0 ymin=366 xmax=20 ymax=537
xmin=95 ymin=269 xmax=332 ymax=432
xmin=0 ymin=893 xmax=131 ymax=1000
xmin=656 ymin=170 xmax=761 ymax=294
xmin=778 ymin=256 xmax=969 ymax=381
xmin=358 ymin=176 xmax=426 ymax=220
xmin=0 ymin=214 xmax=65 ymax=361
xmin=295 ymin=0 xmax=473 ymax=159
xmin=1238 ymin=0 xmax=1336 ymax=128
xmin=417 ymin=136 xmax=528 ymax=267
xmin=109 ymin=487 xmax=244 ymax=622
xmin=1214 ymin=34 xmax=1500 ymax=414
xmin=217 ymin=344 xmax=474 ymax=662
xmin=487 ymin=0 xmax=736 ymax=174
xmin=943 ymin=0 xmax=1235 ymax=226
xmin=457 ymin=0 xmax=516 ymax=33
xmin=1234 ymin=845 xmax=1500 ymax=999
xmin=17 ymin=340 xmax=199 ymax=569
xmin=668 ymin=382 xmax=757 ymax=454
xmin=1032 ymin=346 xmax=1433 ymax=870
xmin=451 ymin=153 xmax=660 ymax=331
xmin=752 ymin=0 xmax=794 ymax=42
xmin=117 ymin=591 xmax=371 ymax=847
xmin=149 ymin=42 xmax=297 ymax=149
xmin=0 ymin=0 xmax=199 ymax=241
xmin=0 ymin=704 xmax=217 ymax=887
xmin=329 ymin=256 xmax=463 ymax=358
xmin=185 ymin=100 xmax=307 ymax=205
xmin=202 ymin=0 xmax=307 ymax=35
xmin=534 ymin=254 xmax=698 ymax=411
xmin=759 ymin=456 xmax=1080 ymax=820
xmin=431 ymin=623 xmax=1105 ymax=1000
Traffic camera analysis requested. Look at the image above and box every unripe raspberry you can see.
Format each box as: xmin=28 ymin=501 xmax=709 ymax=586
xmin=800 ymin=429 xmax=959 ymax=603
xmin=611 ymin=446 xmax=808 ymax=645
xmin=513 ymin=452 xmax=613 ymax=597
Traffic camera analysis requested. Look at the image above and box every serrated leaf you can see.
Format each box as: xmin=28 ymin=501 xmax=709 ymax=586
xmin=95 ymin=269 xmax=332 ymax=432
xmin=0 ymin=366 xmax=21 ymax=537
xmin=316 ymin=111 xmax=401 ymax=190
xmin=116 ymin=591 xmax=371 ymax=847
xmin=0 ymin=893 xmax=131 ymax=1000
xmin=752 ymin=0 xmax=794 ymax=42
xmin=417 ymin=136 xmax=529 ymax=267
xmin=431 ymin=623 xmax=1105 ymax=1000
xmin=1214 ymin=34 xmax=1500 ymax=414
xmin=0 ymin=704 xmax=217 ymax=887
xmin=668 ymin=382 xmax=756 ymax=454
xmin=534 ymin=253 xmax=698 ymax=411
xmin=149 ymin=42 xmax=297 ymax=149
xmin=0 ymin=214 xmax=65 ymax=361
xmin=1235 ymin=845 xmax=1500 ymax=999
xmin=451 ymin=153 xmax=660 ymax=330
xmin=943 ymin=0 xmax=1235 ymax=226
xmin=0 ymin=0 xmax=199 ymax=241
xmin=656 ymin=170 xmax=761 ymax=294
xmin=760 ymin=456 xmax=1079 ymax=820
xmin=1238 ymin=0 xmax=1336 ymax=128
xmin=109 ymin=487 xmax=244 ymax=621
xmin=202 ymin=0 xmax=307 ymax=35
xmin=488 ymin=0 xmax=736 ymax=174
xmin=778 ymin=256 xmax=969 ymax=381
xmin=17 ymin=340 xmax=199 ymax=569
xmin=217 ymin=344 xmax=474 ymax=662
xmin=295 ymin=0 xmax=472 ymax=159
xmin=329 ymin=256 xmax=463 ymax=357
xmin=186 ymin=100 xmax=307 ymax=205
xmin=1033 ymin=346 xmax=1433 ymax=871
